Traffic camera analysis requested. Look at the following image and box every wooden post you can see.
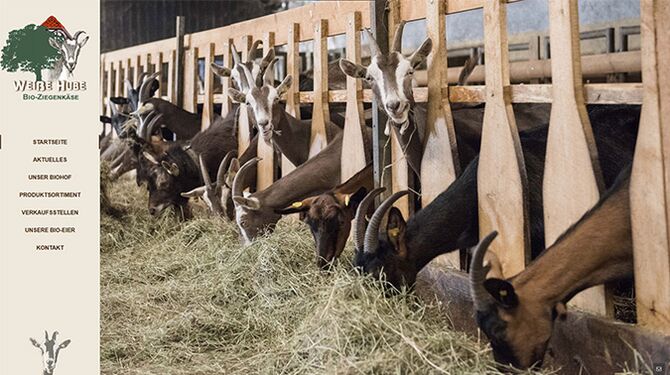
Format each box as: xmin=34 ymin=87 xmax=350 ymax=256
xmin=341 ymin=11 xmax=368 ymax=181
xmin=478 ymin=0 xmax=529 ymax=278
xmin=631 ymin=0 xmax=670 ymax=334
xmin=423 ymin=0 xmax=461 ymax=268
xmin=202 ymin=43 xmax=216 ymax=130
xmin=544 ymin=0 xmax=611 ymax=315
xmin=237 ymin=36 xmax=253 ymax=154
xmin=370 ymin=0 xmax=391 ymax=194
xmin=283 ymin=23 xmax=300 ymax=177
xmin=183 ymin=47 xmax=198 ymax=113
xmin=167 ymin=50 xmax=176 ymax=103
xmin=106 ymin=61 xmax=113 ymax=113
xmin=123 ymin=58 xmax=131 ymax=96
xmin=387 ymin=0 xmax=410 ymax=217
xmin=133 ymin=55 xmax=141 ymax=87
xmin=175 ymin=16 xmax=185 ymax=108
xmin=309 ymin=19 xmax=330 ymax=157
xmin=257 ymin=32 xmax=276 ymax=190
xmin=100 ymin=56 xmax=106 ymax=115
xmin=220 ymin=39 xmax=234 ymax=117
xmin=114 ymin=61 xmax=123 ymax=97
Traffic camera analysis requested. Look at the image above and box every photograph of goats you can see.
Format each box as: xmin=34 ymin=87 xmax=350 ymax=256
xmin=99 ymin=0 xmax=669 ymax=374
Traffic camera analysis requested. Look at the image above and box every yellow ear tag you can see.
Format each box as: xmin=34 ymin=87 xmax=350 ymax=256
xmin=343 ymin=194 xmax=351 ymax=206
xmin=291 ymin=201 xmax=303 ymax=208
xmin=388 ymin=228 xmax=400 ymax=238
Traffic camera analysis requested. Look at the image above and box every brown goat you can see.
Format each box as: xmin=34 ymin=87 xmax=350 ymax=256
xmin=470 ymin=166 xmax=633 ymax=370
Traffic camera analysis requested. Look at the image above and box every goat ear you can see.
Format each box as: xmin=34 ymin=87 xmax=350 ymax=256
xmin=484 ymin=278 xmax=519 ymax=309
xmin=211 ymin=63 xmax=231 ymax=78
xmin=100 ymin=115 xmax=112 ymax=124
xmin=554 ymin=302 xmax=568 ymax=321
xmin=29 ymin=338 xmax=40 ymax=348
xmin=409 ymin=38 xmax=432 ymax=68
xmin=386 ymin=207 xmax=408 ymax=258
xmin=346 ymin=187 xmax=368 ymax=209
xmin=227 ymin=88 xmax=247 ymax=103
xmin=181 ymin=186 xmax=206 ymax=198
xmin=110 ymin=96 xmax=129 ymax=105
xmin=59 ymin=339 xmax=71 ymax=349
xmin=225 ymin=158 xmax=240 ymax=187
xmin=276 ymin=75 xmax=293 ymax=96
xmin=275 ymin=200 xmax=310 ymax=215
xmin=339 ymin=58 xmax=367 ymax=79
xmin=233 ymin=196 xmax=261 ymax=210
xmin=161 ymin=161 xmax=180 ymax=176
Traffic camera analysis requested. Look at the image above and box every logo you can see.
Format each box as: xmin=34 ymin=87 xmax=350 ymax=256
xmin=1 ymin=16 xmax=88 ymax=100
xmin=29 ymin=330 xmax=71 ymax=375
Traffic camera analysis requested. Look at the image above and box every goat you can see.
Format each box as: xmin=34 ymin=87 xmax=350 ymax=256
xmin=29 ymin=331 xmax=71 ymax=375
xmin=354 ymin=105 xmax=639 ymax=290
xmin=43 ymin=30 xmax=88 ymax=81
xmin=231 ymin=129 xmax=356 ymax=244
xmin=469 ymin=165 xmax=633 ymax=370
xmin=275 ymin=164 xmax=374 ymax=268
xmin=225 ymin=51 xmax=342 ymax=166
xmin=181 ymin=151 xmax=238 ymax=220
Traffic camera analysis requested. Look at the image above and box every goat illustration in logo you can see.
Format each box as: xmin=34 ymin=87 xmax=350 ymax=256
xmin=29 ymin=331 xmax=71 ymax=375
xmin=1 ymin=16 xmax=87 ymax=81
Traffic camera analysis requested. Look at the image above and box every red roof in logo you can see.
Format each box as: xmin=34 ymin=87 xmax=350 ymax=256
xmin=41 ymin=16 xmax=70 ymax=38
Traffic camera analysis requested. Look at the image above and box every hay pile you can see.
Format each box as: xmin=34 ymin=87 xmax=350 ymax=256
xmin=101 ymin=178 xmax=563 ymax=375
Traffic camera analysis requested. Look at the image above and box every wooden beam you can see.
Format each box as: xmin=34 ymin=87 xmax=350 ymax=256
xmin=106 ymin=62 xmax=114 ymax=115
xmin=309 ymin=19 xmax=330 ymax=157
xmin=340 ymin=11 xmax=368 ymax=182
xmin=153 ymin=52 xmax=164 ymax=97
xmin=167 ymin=50 xmax=175 ymax=103
xmin=114 ymin=60 xmax=123 ymax=97
xmin=201 ymin=43 xmax=215 ymax=130
xmin=133 ymin=55 xmax=141 ymax=87
xmin=283 ymin=23 xmax=300 ymax=177
xmin=544 ymin=0 xmax=611 ymax=316
xmin=123 ymin=58 xmax=131 ymax=96
xmin=175 ymin=16 xmax=185 ymax=108
xmin=477 ymin=0 xmax=529 ymax=278
xmin=631 ymin=0 xmax=670 ymax=335
xmin=100 ymin=56 xmax=106 ymax=115
xmin=370 ymin=0 xmax=391 ymax=196
xmin=257 ymin=32 xmax=276 ymax=190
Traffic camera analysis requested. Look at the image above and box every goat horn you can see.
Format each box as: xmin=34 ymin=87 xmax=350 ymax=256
xmin=469 ymin=231 xmax=499 ymax=312
xmin=248 ymin=40 xmax=262 ymax=62
xmin=107 ymin=97 xmax=119 ymax=116
xmin=392 ymin=21 xmax=406 ymax=53
xmin=353 ymin=187 xmax=386 ymax=252
xmin=217 ymin=151 xmax=237 ymax=186
xmin=261 ymin=57 xmax=278 ymax=88
xmin=232 ymin=158 xmax=260 ymax=198
xmin=137 ymin=72 xmax=149 ymax=86
xmin=364 ymin=28 xmax=381 ymax=57
xmin=51 ymin=331 xmax=58 ymax=341
xmin=239 ymin=62 xmax=256 ymax=90
xmin=138 ymin=72 xmax=160 ymax=103
xmin=138 ymin=110 xmax=157 ymax=140
xmin=199 ymin=154 xmax=213 ymax=188
xmin=125 ymin=78 xmax=135 ymax=91
xmin=364 ymin=190 xmax=409 ymax=254
xmin=44 ymin=331 xmax=49 ymax=341
xmin=231 ymin=43 xmax=241 ymax=66
xmin=73 ymin=30 xmax=85 ymax=41
xmin=145 ymin=113 xmax=163 ymax=140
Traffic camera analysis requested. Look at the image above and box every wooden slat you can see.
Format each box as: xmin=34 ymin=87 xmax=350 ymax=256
xmin=201 ymin=43 xmax=215 ymax=130
xmin=183 ymin=47 xmax=198 ymax=113
xmin=423 ymin=0 xmax=461 ymax=269
xmin=309 ymin=19 xmax=330 ymax=157
xmin=543 ymin=0 xmax=611 ymax=316
xmin=478 ymin=0 xmax=529 ymax=278
xmin=283 ymin=23 xmax=300 ymax=177
xmin=220 ymin=39 xmax=233 ymax=117
xmin=100 ymin=56 xmax=106 ymax=115
xmin=167 ymin=51 xmax=175 ymax=103
xmin=386 ymin=0 xmax=411 ymax=217
xmin=237 ymin=36 xmax=253 ymax=154
xmin=341 ymin=11 xmax=368 ymax=181
xmin=106 ymin=62 xmax=113 ymax=114
xmin=631 ymin=0 xmax=670 ymax=335
xmin=257 ymin=33 xmax=276 ymax=190
xmin=133 ymin=55 xmax=141 ymax=87
xmin=114 ymin=61 xmax=123 ymax=97
xmin=153 ymin=52 xmax=163 ymax=97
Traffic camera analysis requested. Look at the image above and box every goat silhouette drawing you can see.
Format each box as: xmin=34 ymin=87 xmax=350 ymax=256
xmin=1 ymin=16 xmax=87 ymax=81
xmin=29 ymin=331 xmax=71 ymax=375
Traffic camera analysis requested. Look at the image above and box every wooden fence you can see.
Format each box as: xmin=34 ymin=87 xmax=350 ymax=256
xmin=100 ymin=0 xmax=670 ymax=337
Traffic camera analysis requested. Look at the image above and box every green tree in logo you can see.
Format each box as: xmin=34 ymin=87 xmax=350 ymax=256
xmin=1 ymin=24 xmax=62 ymax=81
